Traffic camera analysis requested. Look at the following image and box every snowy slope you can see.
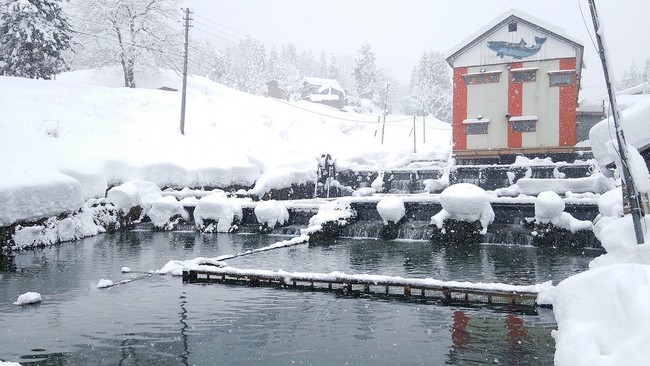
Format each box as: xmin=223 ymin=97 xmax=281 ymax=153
xmin=0 ymin=68 xmax=451 ymax=226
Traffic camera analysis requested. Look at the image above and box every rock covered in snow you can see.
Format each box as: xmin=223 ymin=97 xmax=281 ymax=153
xmin=376 ymin=196 xmax=406 ymax=224
xmin=13 ymin=291 xmax=42 ymax=305
xmin=106 ymin=180 xmax=162 ymax=214
xmin=254 ymin=200 xmax=289 ymax=228
xmin=303 ymin=199 xmax=355 ymax=235
xmin=431 ymin=183 xmax=494 ymax=234
xmin=193 ymin=193 xmax=236 ymax=233
xmin=533 ymin=191 xmax=592 ymax=233
xmin=534 ymin=191 xmax=565 ymax=222
xmin=96 ymin=279 xmax=113 ymax=288
xmin=11 ymin=201 xmax=108 ymax=250
xmin=148 ymin=196 xmax=187 ymax=230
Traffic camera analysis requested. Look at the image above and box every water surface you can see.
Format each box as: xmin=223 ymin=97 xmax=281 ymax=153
xmin=0 ymin=231 xmax=598 ymax=365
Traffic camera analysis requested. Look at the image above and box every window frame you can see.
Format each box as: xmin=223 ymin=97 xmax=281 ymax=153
xmin=463 ymin=118 xmax=490 ymax=135
xmin=548 ymin=70 xmax=576 ymax=87
xmin=510 ymin=67 xmax=538 ymax=83
xmin=462 ymin=71 xmax=501 ymax=85
xmin=509 ymin=116 xmax=538 ymax=132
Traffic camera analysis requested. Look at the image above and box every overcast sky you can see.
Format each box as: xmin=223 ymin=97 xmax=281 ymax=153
xmin=182 ymin=0 xmax=649 ymax=100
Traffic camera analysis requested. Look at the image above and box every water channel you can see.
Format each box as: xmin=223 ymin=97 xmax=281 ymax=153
xmin=0 ymin=231 xmax=600 ymax=365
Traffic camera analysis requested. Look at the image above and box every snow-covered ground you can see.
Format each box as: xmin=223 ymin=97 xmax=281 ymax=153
xmin=0 ymin=67 xmax=451 ymax=227
xmin=4 ymin=67 xmax=650 ymax=366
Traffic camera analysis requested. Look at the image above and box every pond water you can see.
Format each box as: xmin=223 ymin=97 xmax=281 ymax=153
xmin=0 ymin=231 xmax=600 ymax=365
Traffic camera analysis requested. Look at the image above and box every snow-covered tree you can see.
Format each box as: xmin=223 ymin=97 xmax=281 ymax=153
xmin=70 ymin=0 xmax=182 ymax=88
xmin=233 ymin=36 xmax=267 ymax=94
xmin=643 ymin=58 xmax=650 ymax=94
xmin=353 ymin=41 xmax=377 ymax=99
xmin=409 ymin=50 xmax=452 ymax=122
xmin=317 ymin=51 xmax=327 ymax=78
xmin=328 ymin=52 xmax=338 ymax=80
xmin=209 ymin=44 xmax=236 ymax=89
xmin=0 ymin=0 xmax=72 ymax=79
xmin=619 ymin=63 xmax=640 ymax=91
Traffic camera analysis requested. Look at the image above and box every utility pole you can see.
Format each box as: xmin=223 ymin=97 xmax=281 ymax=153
xmin=180 ymin=8 xmax=192 ymax=135
xmin=381 ymin=82 xmax=390 ymax=145
xmin=422 ymin=101 xmax=426 ymax=144
xmin=588 ymin=0 xmax=645 ymax=244
xmin=413 ymin=115 xmax=417 ymax=153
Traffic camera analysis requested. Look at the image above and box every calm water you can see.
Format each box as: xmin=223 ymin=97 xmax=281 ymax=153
xmin=0 ymin=231 xmax=599 ymax=365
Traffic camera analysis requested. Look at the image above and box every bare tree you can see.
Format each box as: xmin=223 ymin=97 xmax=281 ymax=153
xmin=70 ymin=0 xmax=182 ymax=88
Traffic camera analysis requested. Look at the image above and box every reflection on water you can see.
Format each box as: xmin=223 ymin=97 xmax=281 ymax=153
xmin=0 ymin=231 xmax=597 ymax=365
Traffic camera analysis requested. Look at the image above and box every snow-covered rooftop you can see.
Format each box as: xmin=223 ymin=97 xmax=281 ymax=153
xmin=445 ymin=8 xmax=583 ymax=61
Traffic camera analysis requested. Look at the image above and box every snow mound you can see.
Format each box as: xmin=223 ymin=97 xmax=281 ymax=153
xmin=106 ymin=180 xmax=162 ymax=214
xmin=193 ymin=193 xmax=235 ymax=233
xmin=534 ymin=191 xmax=592 ymax=233
xmin=431 ymin=183 xmax=494 ymax=234
xmin=0 ymin=172 xmax=84 ymax=227
xmin=13 ymin=292 xmax=42 ymax=305
xmin=516 ymin=173 xmax=615 ymax=195
xmin=254 ymin=200 xmax=289 ymax=228
xmin=148 ymin=196 xmax=187 ymax=230
xmin=96 ymin=279 xmax=114 ymax=289
xmin=376 ymin=196 xmax=406 ymax=224
xmin=553 ymin=263 xmax=650 ymax=366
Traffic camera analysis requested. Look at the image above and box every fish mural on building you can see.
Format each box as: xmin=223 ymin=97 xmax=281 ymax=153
xmin=487 ymin=37 xmax=547 ymax=59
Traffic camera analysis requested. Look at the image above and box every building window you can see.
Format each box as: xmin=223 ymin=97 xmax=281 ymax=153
xmin=462 ymin=71 xmax=501 ymax=85
xmin=548 ymin=70 xmax=575 ymax=87
xmin=509 ymin=22 xmax=517 ymax=32
xmin=463 ymin=118 xmax=489 ymax=134
xmin=510 ymin=68 xmax=537 ymax=83
xmin=509 ymin=116 xmax=537 ymax=132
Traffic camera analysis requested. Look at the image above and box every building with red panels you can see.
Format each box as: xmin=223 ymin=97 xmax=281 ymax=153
xmin=445 ymin=10 xmax=584 ymax=163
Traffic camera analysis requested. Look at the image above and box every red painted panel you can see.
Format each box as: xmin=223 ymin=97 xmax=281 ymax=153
xmin=559 ymin=58 xmax=577 ymax=146
xmin=507 ymin=62 xmax=523 ymax=148
xmin=452 ymin=67 xmax=468 ymax=150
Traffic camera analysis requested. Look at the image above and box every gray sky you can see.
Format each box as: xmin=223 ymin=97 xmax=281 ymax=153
xmin=182 ymin=0 xmax=650 ymax=100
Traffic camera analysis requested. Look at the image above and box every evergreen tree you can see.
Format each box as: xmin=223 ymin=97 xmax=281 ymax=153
xmin=409 ymin=50 xmax=452 ymax=122
xmin=235 ymin=36 xmax=268 ymax=94
xmin=318 ymin=51 xmax=327 ymax=78
xmin=328 ymin=52 xmax=338 ymax=80
xmin=619 ymin=62 xmax=642 ymax=91
xmin=353 ymin=41 xmax=377 ymax=99
xmin=643 ymin=58 xmax=650 ymax=94
xmin=0 ymin=0 xmax=72 ymax=79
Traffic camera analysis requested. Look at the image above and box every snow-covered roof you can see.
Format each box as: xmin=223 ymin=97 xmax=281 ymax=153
xmin=445 ymin=8 xmax=584 ymax=66
xmin=301 ymin=77 xmax=345 ymax=94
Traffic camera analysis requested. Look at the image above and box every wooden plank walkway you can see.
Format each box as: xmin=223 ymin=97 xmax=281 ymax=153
xmin=182 ymin=267 xmax=543 ymax=308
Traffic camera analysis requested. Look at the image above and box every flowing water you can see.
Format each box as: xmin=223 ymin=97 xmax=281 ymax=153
xmin=0 ymin=231 xmax=600 ymax=365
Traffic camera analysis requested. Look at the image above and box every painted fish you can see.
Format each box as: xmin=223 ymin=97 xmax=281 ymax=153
xmin=486 ymin=37 xmax=547 ymax=59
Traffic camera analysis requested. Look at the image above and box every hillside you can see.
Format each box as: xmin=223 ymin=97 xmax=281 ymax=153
xmin=0 ymin=67 xmax=451 ymax=225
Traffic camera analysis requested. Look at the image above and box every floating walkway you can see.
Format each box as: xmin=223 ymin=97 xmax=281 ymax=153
xmin=182 ymin=266 xmax=548 ymax=309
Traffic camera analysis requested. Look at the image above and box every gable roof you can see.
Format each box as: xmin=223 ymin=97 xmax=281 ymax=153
xmin=300 ymin=77 xmax=345 ymax=94
xmin=446 ymin=8 xmax=584 ymax=68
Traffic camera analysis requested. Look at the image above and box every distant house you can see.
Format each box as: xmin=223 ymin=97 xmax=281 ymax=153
xmin=446 ymin=9 xmax=584 ymax=164
xmin=298 ymin=77 xmax=346 ymax=109
xmin=266 ymin=80 xmax=289 ymax=100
